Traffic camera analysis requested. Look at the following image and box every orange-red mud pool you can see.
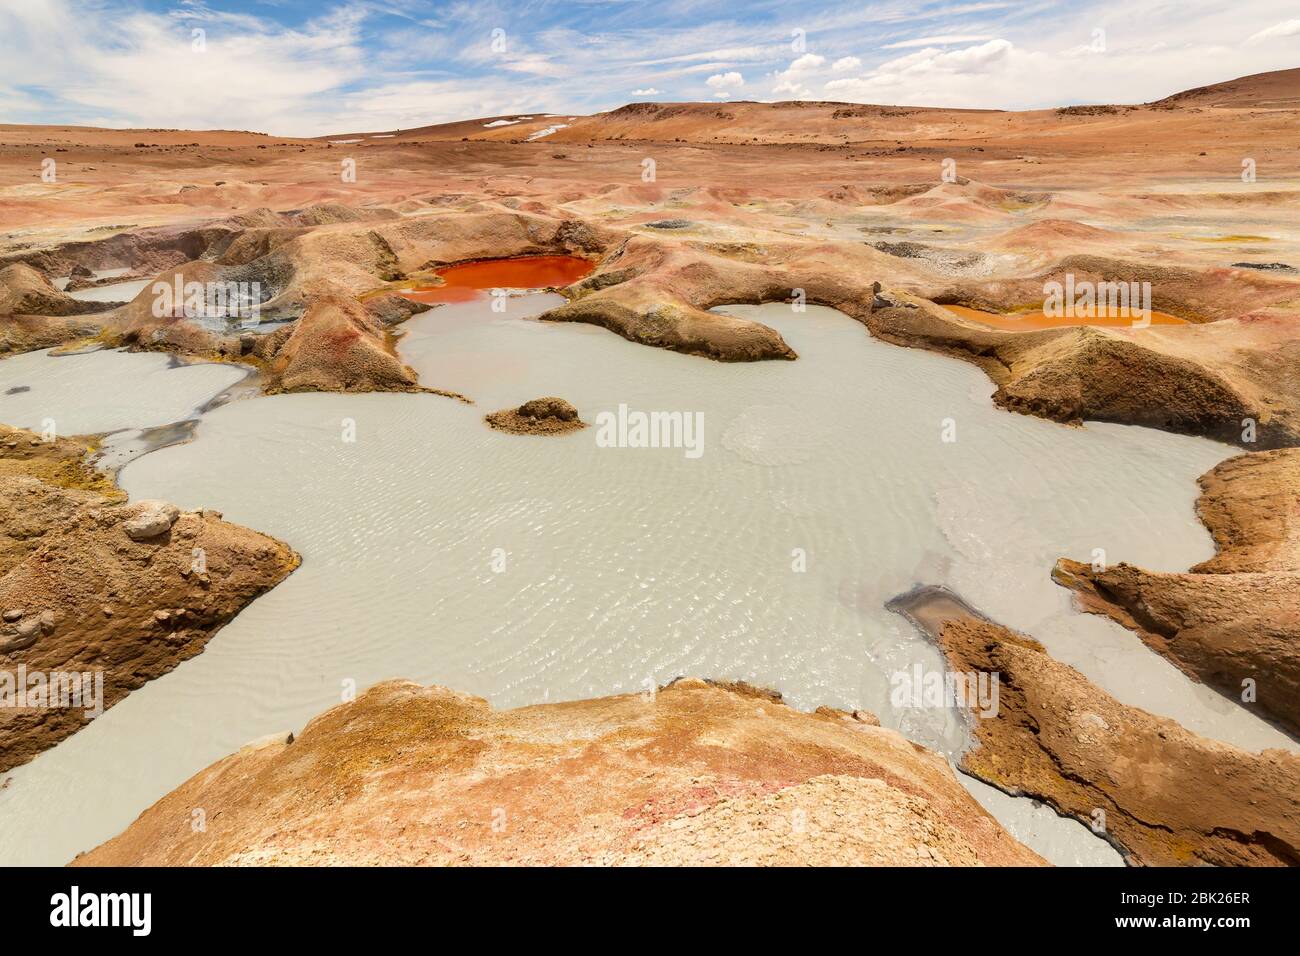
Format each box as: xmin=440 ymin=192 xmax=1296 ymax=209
xmin=942 ymin=304 xmax=1189 ymax=331
xmin=400 ymin=255 xmax=594 ymax=304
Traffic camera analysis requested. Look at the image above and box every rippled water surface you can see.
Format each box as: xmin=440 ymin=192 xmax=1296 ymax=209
xmin=0 ymin=296 xmax=1289 ymax=866
xmin=0 ymin=348 xmax=245 ymax=435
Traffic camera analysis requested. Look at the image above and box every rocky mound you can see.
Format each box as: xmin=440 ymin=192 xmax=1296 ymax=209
xmin=0 ymin=426 xmax=299 ymax=772
xmin=0 ymin=313 xmax=105 ymax=355
xmin=258 ymin=293 xmax=447 ymax=396
xmin=75 ymin=678 xmax=1043 ymax=866
xmin=938 ymin=254 xmax=1300 ymax=323
xmin=869 ymin=298 xmax=1300 ymax=449
xmin=233 ymin=209 xmax=611 ymax=318
xmin=542 ymin=233 xmax=905 ymax=362
xmin=485 ymin=396 xmax=585 ymax=435
xmin=1 ymin=220 xmax=241 ymax=284
xmin=0 ymin=263 xmax=112 ymax=318
xmin=361 ymin=291 xmax=433 ymax=327
xmin=547 ymin=292 xmax=797 ymax=361
xmin=0 ymin=424 xmax=120 ymax=500
xmin=287 ymin=204 xmax=401 ymax=227
xmin=1053 ymin=448 xmax=1300 ymax=734
xmin=937 ymin=616 xmax=1300 ymax=866
xmin=548 ymin=234 xmax=1300 ymax=449
xmin=0 ymin=425 xmax=121 ymax=575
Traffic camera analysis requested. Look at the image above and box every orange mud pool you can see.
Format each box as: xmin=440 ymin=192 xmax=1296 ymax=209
xmin=400 ymin=255 xmax=594 ymax=304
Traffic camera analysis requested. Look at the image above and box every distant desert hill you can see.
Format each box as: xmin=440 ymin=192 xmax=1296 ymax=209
xmin=1 ymin=66 xmax=1295 ymax=158
xmin=0 ymin=124 xmax=306 ymax=149
xmin=322 ymin=67 xmax=1300 ymax=147
xmin=315 ymin=112 xmax=583 ymax=145
xmin=322 ymin=100 xmax=1006 ymax=146
xmin=1148 ymin=67 xmax=1300 ymax=109
xmin=547 ymin=99 xmax=1002 ymax=145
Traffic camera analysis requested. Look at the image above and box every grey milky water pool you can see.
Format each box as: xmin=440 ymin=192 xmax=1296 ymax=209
xmin=0 ymin=294 xmax=1290 ymax=866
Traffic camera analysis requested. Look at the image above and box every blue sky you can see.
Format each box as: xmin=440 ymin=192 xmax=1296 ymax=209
xmin=1 ymin=1 xmax=1297 ymax=135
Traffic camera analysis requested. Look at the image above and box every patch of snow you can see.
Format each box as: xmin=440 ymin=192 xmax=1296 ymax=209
xmin=527 ymin=124 xmax=569 ymax=141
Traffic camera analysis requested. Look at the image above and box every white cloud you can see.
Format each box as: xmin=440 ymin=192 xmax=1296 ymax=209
xmin=676 ymin=62 xmax=750 ymax=75
xmin=902 ymin=39 xmax=1012 ymax=73
xmin=0 ymin=0 xmax=563 ymax=135
xmin=6 ymin=0 xmax=1300 ymax=133
xmin=770 ymin=53 xmax=829 ymax=100
xmin=638 ymin=46 xmax=770 ymax=66
xmin=500 ymin=54 xmax=568 ymax=77
xmin=772 ymin=79 xmax=812 ymax=98
xmin=3 ymin=3 xmax=368 ymax=135
xmin=830 ymin=38 xmax=1013 ymax=87
xmin=787 ymin=53 xmax=826 ymax=72
xmin=824 ymin=39 xmax=1023 ymax=106
xmin=1247 ymin=19 xmax=1300 ymax=43
xmin=882 ymin=34 xmax=996 ymax=50
xmin=330 ymin=81 xmax=539 ymax=131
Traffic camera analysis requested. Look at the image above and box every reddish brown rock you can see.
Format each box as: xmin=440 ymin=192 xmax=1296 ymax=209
xmin=0 ymin=263 xmax=111 ymax=318
xmin=1053 ymin=448 xmax=1300 ymax=734
xmin=258 ymin=292 xmax=447 ymax=396
xmin=937 ymin=616 xmax=1300 ymax=867
xmin=0 ymin=426 xmax=299 ymax=772
xmin=485 ymin=396 xmax=586 ymax=435
xmin=76 ymin=678 xmax=1044 ymax=867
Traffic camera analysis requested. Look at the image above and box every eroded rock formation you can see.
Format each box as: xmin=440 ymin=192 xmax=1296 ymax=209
xmin=76 ymin=678 xmax=1044 ymax=866
xmin=0 ymin=263 xmax=114 ymax=319
xmin=870 ymin=298 xmax=1300 ymax=449
xmin=0 ymin=426 xmax=299 ymax=772
xmin=4 ymin=194 xmax=1298 ymax=451
xmin=257 ymin=293 xmax=429 ymax=395
xmin=937 ymin=616 xmax=1300 ymax=866
xmin=1053 ymin=448 xmax=1300 ymax=734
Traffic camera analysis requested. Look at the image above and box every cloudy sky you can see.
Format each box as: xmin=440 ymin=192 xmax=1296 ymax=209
xmin=1 ymin=0 xmax=1297 ymax=135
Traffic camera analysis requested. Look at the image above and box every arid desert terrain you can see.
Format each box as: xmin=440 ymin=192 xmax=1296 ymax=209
xmin=1 ymin=67 xmax=1299 ymax=868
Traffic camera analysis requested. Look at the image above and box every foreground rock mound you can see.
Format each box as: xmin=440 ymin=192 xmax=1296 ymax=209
xmin=485 ymin=396 xmax=585 ymax=435
xmin=1053 ymin=448 xmax=1300 ymax=735
xmin=77 ymin=678 xmax=1043 ymax=866
xmin=937 ymin=617 xmax=1300 ymax=866
xmin=0 ymin=429 xmax=299 ymax=772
